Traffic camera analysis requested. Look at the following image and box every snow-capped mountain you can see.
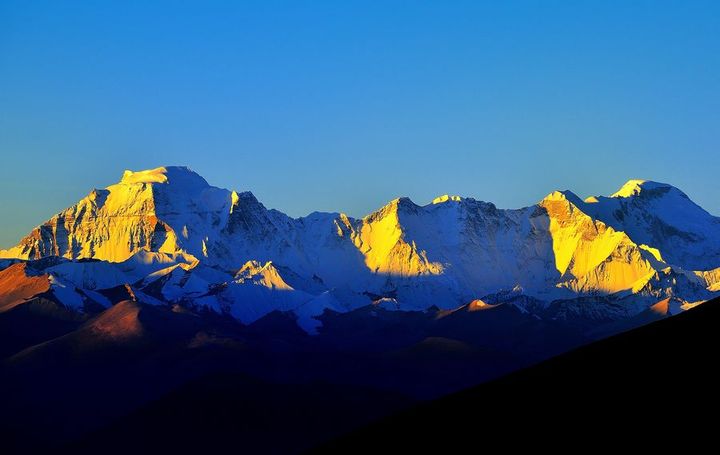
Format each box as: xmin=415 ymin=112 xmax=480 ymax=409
xmin=581 ymin=180 xmax=720 ymax=270
xmin=1 ymin=166 xmax=718 ymax=332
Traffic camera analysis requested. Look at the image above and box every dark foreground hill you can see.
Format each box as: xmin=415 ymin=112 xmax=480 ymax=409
xmin=2 ymin=296 xmax=717 ymax=454
xmin=313 ymin=296 xmax=720 ymax=453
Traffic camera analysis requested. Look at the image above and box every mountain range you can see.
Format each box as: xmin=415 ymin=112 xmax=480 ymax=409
xmin=1 ymin=166 xmax=719 ymax=453
xmin=1 ymin=166 xmax=719 ymax=332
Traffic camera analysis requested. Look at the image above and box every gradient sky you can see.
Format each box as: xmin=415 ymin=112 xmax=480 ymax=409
xmin=1 ymin=0 xmax=719 ymax=248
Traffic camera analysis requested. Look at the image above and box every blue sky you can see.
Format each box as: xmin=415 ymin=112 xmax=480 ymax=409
xmin=1 ymin=0 xmax=719 ymax=247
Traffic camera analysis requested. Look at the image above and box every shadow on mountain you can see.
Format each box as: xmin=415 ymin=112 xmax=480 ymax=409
xmin=0 ymin=300 xmax=416 ymax=454
xmin=69 ymin=374 xmax=413 ymax=455
xmin=312 ymin=296 xmax=720 ymax=453
xmin=0 ymin=291 xmax=591 ymax=454
xmin=0 ymin=259 xmax=702 ymax=455
xmin=0 ymin=297 xmax=85 ymax=358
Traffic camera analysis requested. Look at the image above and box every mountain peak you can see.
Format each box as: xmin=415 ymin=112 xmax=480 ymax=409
xmin=119 ymin=166 xmax=209 ymax=189
xmin=541 ymin=190 xmax=584 ymax=206
xmin=392 ymin=196 xmax=417 ymax=207
xmin=432 ymin=194 xmax=463 ymax=204
xmin=235 ymin=260 xmax=293 ymax=290
xmin=611 ymin=180 xmax=675 ymax=198
xmin=365 ymin=197 xmax=419 ymax=221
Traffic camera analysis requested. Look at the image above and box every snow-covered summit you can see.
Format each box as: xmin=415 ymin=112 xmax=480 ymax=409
xmin=119 ymin=166 xmax=210 ymax=188
xmin=610 ymin=179 xmax=676 ymax=198
xmin=579 ymin=179 xmax=720 ymax=270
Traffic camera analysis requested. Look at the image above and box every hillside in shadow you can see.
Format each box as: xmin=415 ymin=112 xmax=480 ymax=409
xmin=314 ymin=296 xmax=720 ymax=452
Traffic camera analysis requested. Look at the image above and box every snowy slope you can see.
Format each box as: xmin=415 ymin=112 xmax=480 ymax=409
xmin=581 ymin=180 xmax=720 ymax=270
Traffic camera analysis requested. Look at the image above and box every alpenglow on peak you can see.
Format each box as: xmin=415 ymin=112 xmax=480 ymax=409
xmin=119 ymin=166 xmax=210 ymax=189
xmin=610 ymin=179 xmax=676 ymax=198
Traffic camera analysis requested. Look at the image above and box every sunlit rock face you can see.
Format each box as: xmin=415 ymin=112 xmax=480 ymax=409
xmin=1 ymin=166 xmax=719 ymax=332
xmin=0 ymin=263 xmax=51 ymax=312
xmin=2 ymin=167 xmax=232 ymax=263
xmin=351 ymin=197 xmax=445 ymax=277
xmin=539 ymin=191 xmax=657 ymax=295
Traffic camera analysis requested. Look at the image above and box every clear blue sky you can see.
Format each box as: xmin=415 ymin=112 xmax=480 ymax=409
xmin=1 ymin=0 xmax=719 ymax=247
